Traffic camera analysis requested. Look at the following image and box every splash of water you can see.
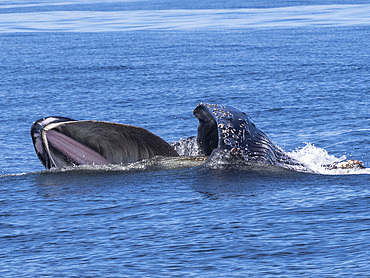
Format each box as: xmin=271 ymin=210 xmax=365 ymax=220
xmin=287 ymin=143 xmax=369 ymax=175
xmin=171 ymin=137 xmax=204 ymax=157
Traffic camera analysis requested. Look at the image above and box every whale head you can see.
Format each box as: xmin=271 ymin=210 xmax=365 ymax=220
xmin=193 ymin=103 xmax=279 ymax=164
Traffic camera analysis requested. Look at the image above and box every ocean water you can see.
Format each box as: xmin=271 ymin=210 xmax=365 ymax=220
xmin=1 ymin=0 xmax=369 ymax=277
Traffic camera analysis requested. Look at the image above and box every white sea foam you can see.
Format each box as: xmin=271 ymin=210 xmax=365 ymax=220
xmin=0 ymin=4 xmax=369 ymax=32
xmin=287 ymin=143 xmax=370 ymax=175
xmin=50 ymin=156 xmax=207 ymax=173
xmin=171 ymin=137 xmax=204 ymax=157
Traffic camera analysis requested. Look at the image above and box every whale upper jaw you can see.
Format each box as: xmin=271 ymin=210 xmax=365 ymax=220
xmin=193 ymin=103 xmax=283 ymax=164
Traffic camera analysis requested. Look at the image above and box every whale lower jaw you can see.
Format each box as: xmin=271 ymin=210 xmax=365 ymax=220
xmin=31 ymin=117 xmax=178 ymax=169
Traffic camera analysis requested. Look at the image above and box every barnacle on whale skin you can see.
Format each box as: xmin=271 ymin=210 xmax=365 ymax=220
xmin=334 ymin=159 xmax=365 ymax=169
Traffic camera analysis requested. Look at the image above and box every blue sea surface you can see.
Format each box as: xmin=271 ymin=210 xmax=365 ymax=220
xmin=0 ymin=0 xmax=369 ymax=277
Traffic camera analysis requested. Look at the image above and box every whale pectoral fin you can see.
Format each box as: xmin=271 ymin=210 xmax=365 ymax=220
xmin=31 ymin=118 xmax=178 ymax=169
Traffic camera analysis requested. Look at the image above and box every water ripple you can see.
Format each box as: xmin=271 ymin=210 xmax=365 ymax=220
xmin=0 ymin=5 xmax=369 ymax=32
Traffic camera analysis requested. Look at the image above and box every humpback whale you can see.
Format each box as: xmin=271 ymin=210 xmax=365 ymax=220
xmin=31 ymin=103 xmax=365 ymax=170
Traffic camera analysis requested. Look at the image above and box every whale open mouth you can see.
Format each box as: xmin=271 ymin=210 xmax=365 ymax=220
xmin=193 ymin=104 xmax=219 ymax=155
xmin=30 ymin=104 xmax=367 ymax=172
xmin=31 ymin=117 xmax=178 ymax=169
